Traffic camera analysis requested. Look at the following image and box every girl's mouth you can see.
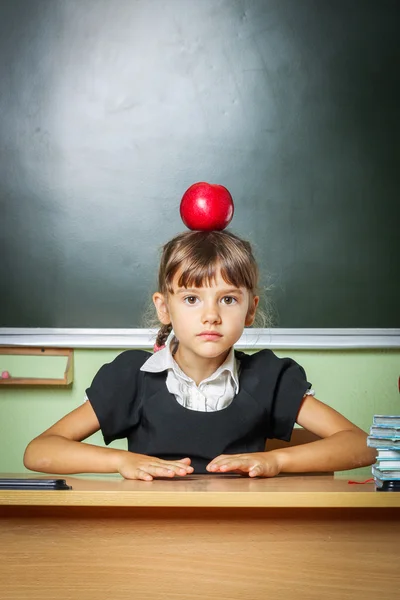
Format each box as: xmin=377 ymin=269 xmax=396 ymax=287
xmin=198 ymin=332 xmax=223 ymax=341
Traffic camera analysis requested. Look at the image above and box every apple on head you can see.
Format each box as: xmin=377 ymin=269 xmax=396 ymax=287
xmin=180 ymin=182 xmax=234 ymax=231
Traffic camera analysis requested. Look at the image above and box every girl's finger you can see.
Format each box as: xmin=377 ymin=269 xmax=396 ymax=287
xmin=136 ymin=469 xmax=154 ymax=481
xmin=207 ymin=462 xmax=229 ymax=471
xmin=149 ymin=463 xmax=192 ymax=476
xmin=207 ymin=457 xmax=233 ymax=471
xmin=249 ymin=464 xmax=262 ymax=477
xmin=219 ymin=462 xmax=242 ymax=471
xmin=221 ymin=460 xmax=263 ymax=474
xmin=162 ymin=460 xmax=193 ymax=472
xmin=147 ymin=464 xmax=179 ymax=477
xmin=211 ymin=459 xmax=248 ymax=472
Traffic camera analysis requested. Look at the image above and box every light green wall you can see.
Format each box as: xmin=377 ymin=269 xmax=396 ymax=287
xmin=1 ymin=348 xmax=399 ymax=477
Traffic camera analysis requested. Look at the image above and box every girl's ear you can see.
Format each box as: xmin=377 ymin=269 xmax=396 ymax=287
xmin=152 ymin=292 xmax=171 ymax=325
xmin=245 ymin=295 xmax=259 ymax=327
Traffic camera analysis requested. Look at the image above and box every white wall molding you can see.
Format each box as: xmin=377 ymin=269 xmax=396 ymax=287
xmin=0 ymin=328 xmax=399 ymax=349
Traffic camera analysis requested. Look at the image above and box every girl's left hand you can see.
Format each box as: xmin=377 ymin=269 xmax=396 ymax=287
xmin=206 ymin=452 xmax=282 ymax=478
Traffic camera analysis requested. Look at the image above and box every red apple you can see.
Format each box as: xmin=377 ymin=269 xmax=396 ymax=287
xmin=180 ymin=182 xmax=234 ymax=231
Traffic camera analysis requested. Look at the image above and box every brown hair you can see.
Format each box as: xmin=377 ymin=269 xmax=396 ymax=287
xmin=155 ymin=230 xmax=259 ymax=348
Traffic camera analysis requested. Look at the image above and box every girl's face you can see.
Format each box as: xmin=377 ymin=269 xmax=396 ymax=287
xmin=153 ymin=266 xmax=259 ymax=365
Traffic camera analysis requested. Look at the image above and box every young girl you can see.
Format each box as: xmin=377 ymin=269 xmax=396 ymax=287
xmin=24 ymin=230 xmax=376 ymax=480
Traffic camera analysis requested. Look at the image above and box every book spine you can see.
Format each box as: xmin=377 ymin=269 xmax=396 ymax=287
xmin=369 ymin=427 xmax=400 ymax=438
xmin=372 ymin=465 xmax=400 ymax=480
xmin=367 ymin=438 xmax=400 ymax=450
xmin=377 ymin=450 xmax=400 ymax=459
xmin=373 ymin=415 xmax=400 ymax=426
xmin=375 ymin=460 xmax=400 ymax=468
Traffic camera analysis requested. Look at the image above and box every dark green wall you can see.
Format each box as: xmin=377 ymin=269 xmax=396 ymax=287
xmin=1 ymin=0 xmax=399 ymax=328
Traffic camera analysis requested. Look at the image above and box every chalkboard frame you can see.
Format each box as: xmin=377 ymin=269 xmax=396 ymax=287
xmin=0 ymin=328 xmax=399 ymax=349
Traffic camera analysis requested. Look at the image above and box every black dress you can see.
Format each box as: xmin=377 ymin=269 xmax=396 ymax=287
xmin=86 ymin=349 xmax=312 ymax=474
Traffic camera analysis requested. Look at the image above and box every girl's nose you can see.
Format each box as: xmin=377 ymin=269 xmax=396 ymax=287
xmin=201 ymin=302 xmax=221 ymax=324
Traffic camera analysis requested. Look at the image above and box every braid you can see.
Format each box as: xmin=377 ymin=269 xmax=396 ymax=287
xmin=154 ymin=323 xmax=172 ymax=352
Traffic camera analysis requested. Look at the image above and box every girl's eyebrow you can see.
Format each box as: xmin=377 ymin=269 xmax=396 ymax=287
xmin=220 ymin=288 xmax=244 ymax=296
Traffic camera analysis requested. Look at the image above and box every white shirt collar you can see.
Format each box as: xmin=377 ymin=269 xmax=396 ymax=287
xmin=141 ymin=335 xmax=239 ymax=393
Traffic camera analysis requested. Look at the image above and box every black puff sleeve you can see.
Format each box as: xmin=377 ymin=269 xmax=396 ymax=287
xmin=268 ymin=356 xmax=312 ymax=441
xmin=85 ymin=350 xmax=150 ymax=445
xmin=239 ymin=349 xmax=312 ymax=442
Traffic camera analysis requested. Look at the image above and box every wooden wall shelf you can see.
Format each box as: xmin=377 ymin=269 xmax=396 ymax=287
xmin=0 ymin=347 xmax=73 ymax=386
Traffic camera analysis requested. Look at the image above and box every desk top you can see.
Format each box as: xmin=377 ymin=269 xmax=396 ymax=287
xmin=1 ymin=473 xmax=399 ymax=508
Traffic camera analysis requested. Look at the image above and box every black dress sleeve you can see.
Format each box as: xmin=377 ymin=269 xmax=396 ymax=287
xmin=85 ymin=350 xmax=150 ymax=445
xmin=238 ymin=349 xmax=312 ymax=442
xmin=268 ymin=357 xmax=312 ymax=441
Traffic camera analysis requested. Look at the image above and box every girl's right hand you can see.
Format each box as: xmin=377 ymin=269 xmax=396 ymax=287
xmin=117 ymin=453 xmax=194 ymax=481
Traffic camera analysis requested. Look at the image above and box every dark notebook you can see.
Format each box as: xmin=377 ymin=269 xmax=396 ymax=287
xmin=0 ymin=478 xmax=72 ymax=490
xmin=376 ymin=479 xmax=400 ymax=492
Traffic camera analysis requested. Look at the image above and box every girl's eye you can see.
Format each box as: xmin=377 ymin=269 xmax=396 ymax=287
xmin=222 ymin=296 xmax=237 ymax=305
xmin=184 ymin=296 xmax=198 ymax=305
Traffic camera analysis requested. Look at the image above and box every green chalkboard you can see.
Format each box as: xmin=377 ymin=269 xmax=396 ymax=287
xmin=0 ymin=0 xmax=399 ymax=328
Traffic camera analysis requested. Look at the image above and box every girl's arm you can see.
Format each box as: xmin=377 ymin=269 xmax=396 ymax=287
xmin=207 ymin=396 xmax=376 ymax=476
xmin=23 ymin=401 xmax=193 ymax=480
xmin=271 ymin=395 xmax=377 ymax=473
xmin=24 ymin=401 xmax=126 ymax=474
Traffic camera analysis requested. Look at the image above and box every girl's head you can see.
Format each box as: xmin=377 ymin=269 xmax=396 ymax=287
xmin=153 ymin=230 xmax=260 ymax=350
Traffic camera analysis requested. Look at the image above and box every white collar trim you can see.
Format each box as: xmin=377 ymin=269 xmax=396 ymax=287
xmin=140 ymin=336 xmax=239 ymax=392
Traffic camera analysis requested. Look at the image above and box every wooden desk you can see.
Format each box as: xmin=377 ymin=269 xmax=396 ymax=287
xmin=1 ymin=474 xmax=399 ymax=600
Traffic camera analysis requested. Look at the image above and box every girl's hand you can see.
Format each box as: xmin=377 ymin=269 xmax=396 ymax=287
xmin=206 ymin=452 xmax=282 ymax=478
xmin=118 ymin=453 xmax=194 ymax=481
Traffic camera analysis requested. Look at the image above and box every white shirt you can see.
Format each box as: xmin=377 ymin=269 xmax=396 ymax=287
xmin=140 ymin=336 xmax=315 ymax=412
xmin=140 ymin=336 xmax=240 ymax=412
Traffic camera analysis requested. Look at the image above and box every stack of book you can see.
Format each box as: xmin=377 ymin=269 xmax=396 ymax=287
xmin=367 ymin=415 xmax=400 ymax=490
